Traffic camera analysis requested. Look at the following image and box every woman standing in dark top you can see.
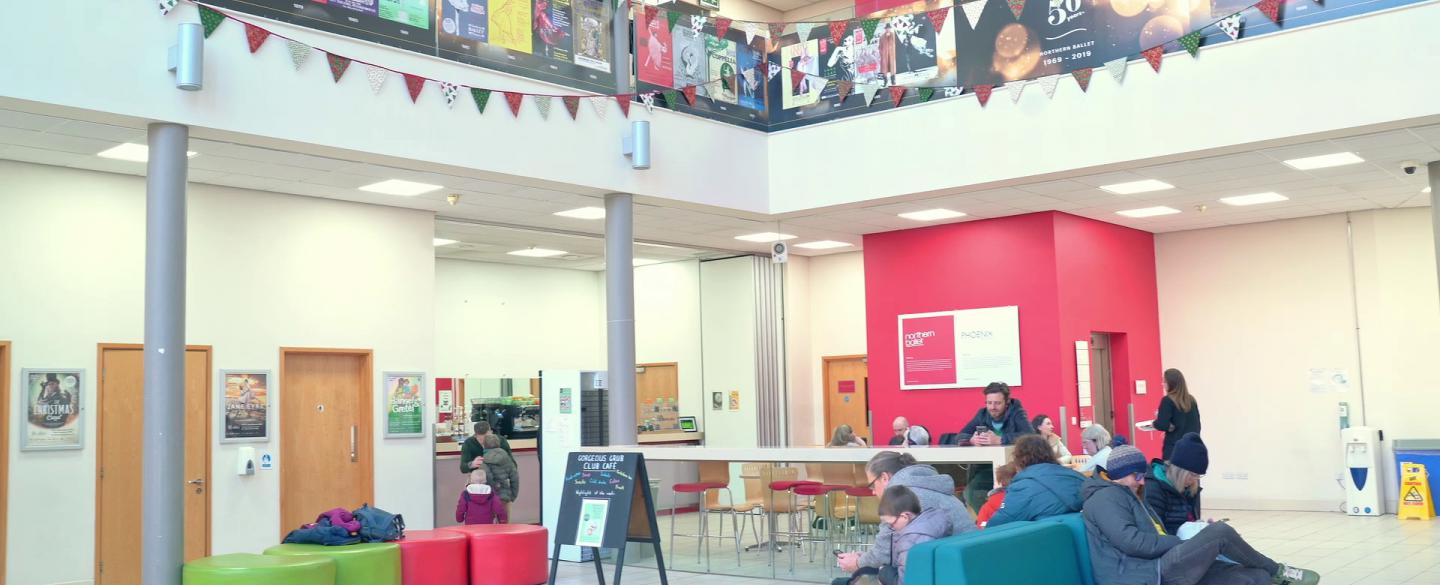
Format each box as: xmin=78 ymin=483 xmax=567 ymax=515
xmin=1154 ymin=368 xmax=1201 ymax=460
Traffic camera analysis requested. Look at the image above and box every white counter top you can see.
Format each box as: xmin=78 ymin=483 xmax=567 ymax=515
xmin=576 ymin=445 xmax=1009 ymax=466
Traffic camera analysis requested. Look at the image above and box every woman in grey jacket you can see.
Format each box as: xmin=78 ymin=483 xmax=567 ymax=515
xmin=1081 ymin=446 xmax=1318 ymax=585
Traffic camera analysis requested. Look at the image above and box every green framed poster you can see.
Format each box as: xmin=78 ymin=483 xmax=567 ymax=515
xmin=384 ymin=371 xmax=427 ymax=438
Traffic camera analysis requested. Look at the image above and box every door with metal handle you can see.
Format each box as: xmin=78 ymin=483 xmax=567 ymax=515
xmin=350 ymin=425 xmax=358 ymax=462
xmin=188 ymin=477 xmax=205 ymax=494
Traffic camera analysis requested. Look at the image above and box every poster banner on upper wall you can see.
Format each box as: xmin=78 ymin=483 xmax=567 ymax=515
xmin=220 ymin=370 xmax=271 ymax=443
xmin=384 ymin=372 xmax=427 ymax=437
xmin=437 ymin=0 xmax=618 ymax=93
xmin=21 ymin=369 xmax=84 ymax=451
xmin=632 ymin=2 xmax=770 ymax=130
xmin=205 ymin=0 xmax=438 ymax=54
xmin=899 ymin=306 xmax=1021 ymax=390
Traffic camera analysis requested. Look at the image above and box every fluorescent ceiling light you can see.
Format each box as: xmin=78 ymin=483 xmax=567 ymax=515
xmin=1219 ymin=192 xmax=1289 ymax=206
xmin=734 ymin=232 xmax=796 ymax=242
xmin=433 ymin=238 xmax=458 ymax=246
xmin=898 ymin=209 xmax=966 ymax=221
xmin=795 ymin=240 xmax=853 ymax=250
xmin=97 ymin=143 xmax=197 ymax=162
xmin=1282 ymin=152 xmax=1365 ymax=170
xmin=1099 ymin=179 xmax=1174 ymax=195
xmin=508 ymin=248 xmax=567 ymax=258
xmin=554 ymin=207 xmax=606 ymax=220
xmin=1116 ymin=206 xmax=1181 ymax=218
xmin=358 ymin=179 xmax=443 ymax=196
xmin=1424 ymin=187 xmax=1432 ymax=194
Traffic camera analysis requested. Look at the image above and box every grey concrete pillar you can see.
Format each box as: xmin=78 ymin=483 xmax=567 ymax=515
xmin=142 ymin=122 xmax=188 ymax=585
xmin=605 ymin=193 xmax=638 ymax=446
xmin=612 ymin=1 xmax=631 ymax=94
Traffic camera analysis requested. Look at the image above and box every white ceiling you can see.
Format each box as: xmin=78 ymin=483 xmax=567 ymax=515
xmin=0 ymin=105 xmax=1434 ymax=272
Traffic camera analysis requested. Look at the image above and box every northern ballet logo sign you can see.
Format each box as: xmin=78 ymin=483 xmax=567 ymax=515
xmin=903 ymin=329 xmax=937 ymax=347
xmin=898 ymin=306 xmax=1023 ymax=390
xmin=899 ymin=314 xmax=958 ymax=387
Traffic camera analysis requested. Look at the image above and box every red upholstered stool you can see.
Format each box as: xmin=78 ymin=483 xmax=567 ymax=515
xmin=439 ymin=525 xmax=548 ymax=585
xmin=397 ymin=530 xmax=468 ymax=585
xmin=792 ymin=484 xmax=849 ymax=561
xmin=671 ymin=481 xmax=739 ymax=570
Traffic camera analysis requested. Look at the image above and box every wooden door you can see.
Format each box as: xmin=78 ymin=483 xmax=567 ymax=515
xmin=1 ymin=341 xmax=9 ymax=581
xmin=96 ymin=345 xmax=211 ymax=585
xmin=635 ymin=363 xmax=680 ymax=434
xmin=1089 ymin=334 xmax=1116 ymax=434
xmin=280 ymin=349 xmax=373 ymax=537
xmin=823 ymin=356 xmax=871 ymax=445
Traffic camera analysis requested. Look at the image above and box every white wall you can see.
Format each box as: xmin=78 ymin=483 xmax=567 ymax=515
xmin=0 ymin=160 xmax=435 ymax=585
xmin=1155 ymin=208 xmax=1440 ymax=512
xmin=784 ymin=256 xmax=816 ymax=445
xmin=698 ymin=258 xmax=760 ymax=448
xmin=783 ymin=252 xmax=869 ymax=446
xmin=632 ymin=261 xmax=707 ymax=425
xmin=434 ymin=259 xmax=603 ymax=378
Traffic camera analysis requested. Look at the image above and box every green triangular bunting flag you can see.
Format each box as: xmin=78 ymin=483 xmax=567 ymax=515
xmin=662 ymin=89 xmax=679 ymax=107
xmin=861 ymin=18 xmax=880 ymax=38
xmin=471 ymin=88 xmax=493 ymax=114
xmin=666 ymin=9 xmax=682 ymax=30
xmin=918 ymin=87 xmax=935 ymax=102
xmin=199 ymin=6 xmax=226 ymax=38
xmin=1179 ymin=30 xmax=1203 ymax=57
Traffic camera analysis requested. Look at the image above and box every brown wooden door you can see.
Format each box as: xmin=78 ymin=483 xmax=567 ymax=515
xmin=823 ymin=356 xmax=871 ymax=445
xmin=96 ymin=345 xmax=211 ymax=585
xmin=280 ymin=349 xmax=373 ymax=537
xmin=1 ymin=341 xmax=9 ymax=581
xmin=635 ymin=363 xmax=680 ymax=434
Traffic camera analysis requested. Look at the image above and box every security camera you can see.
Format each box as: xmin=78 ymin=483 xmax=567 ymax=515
xmin=1401 ymin=160 xmax=1420 ymax=175
xmin=447 ymin=194 xmax=460 ymax=206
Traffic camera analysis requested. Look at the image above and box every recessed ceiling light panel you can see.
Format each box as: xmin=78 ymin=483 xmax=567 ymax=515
xmin=554 ymin=207 xmax=606 ymax=220
xmin=1099 ymin=179 xmax=1175 ymax=195
xmin=897 ymin=209 xmax=966 ymax=221
xmin=97 ymin=143 xmax=197 ymax=162
xmin=1116 ymin=206 xmax=1182 ymax=218
xmin=794 ymin=240 xmax=854 ymax=249
xmin=1282 ymin=152 xmax=1365 ymax=170
xmin=358 ymin=179 xmax=443 ymax=196
xmin=507 ymin=248 xmax=567 ymax=258
xmin=734 ymin=232 xmax=797 ymax=242
xmin=433 ymin=238 xmax=458 ymax=246
xmin=1219 ymin=192 xmax=1289 ymax=206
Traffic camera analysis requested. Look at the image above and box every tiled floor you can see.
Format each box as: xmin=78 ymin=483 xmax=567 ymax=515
xmin=548 ymin=508 xmax=1440 ymax=585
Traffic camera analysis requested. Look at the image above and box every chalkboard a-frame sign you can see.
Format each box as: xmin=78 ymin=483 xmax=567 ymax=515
xmin=548 ymin=452 xmax=669 ymax=585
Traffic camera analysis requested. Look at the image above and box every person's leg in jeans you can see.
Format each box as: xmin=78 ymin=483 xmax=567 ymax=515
xmin=1158 ymin=523 xmax=1280 ymax=585
xmin=1189 ymin=563 xmax=1274 ymax=585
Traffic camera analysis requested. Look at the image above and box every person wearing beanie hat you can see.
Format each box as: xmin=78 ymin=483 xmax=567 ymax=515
xmin=1081 ymin=444 xmax=1320 ymax=585
xmin=1146 ymin=433 xmax=1207 ymax=534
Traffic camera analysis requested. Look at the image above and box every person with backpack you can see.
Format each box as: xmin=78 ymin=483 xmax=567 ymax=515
xmin=456 ymin=468 xmax=508 ymax=525
xmin=483 ymin=433 xmax=519 ymax=504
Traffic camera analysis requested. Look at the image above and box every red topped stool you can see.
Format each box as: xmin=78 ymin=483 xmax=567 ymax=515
xmin=833 ymin=486 xmax=880 ymax=551
xmin=397 ymin=530 xmax=468 ymax=585
xmin=670 ymin=460 xmax=741 ymax=571
xmin=766 ymin=478 xmax=821 ymax=574
xmin=793 ymin=483 xmax=850 ymax=567
xmin=439 ymin=525 xmax=548 ymax=585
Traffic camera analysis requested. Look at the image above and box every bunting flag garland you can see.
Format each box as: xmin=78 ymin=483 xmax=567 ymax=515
xmin=1105 ymin=58 xmax=1127 ymax=83
xmin=796 ymin=23 xmax=819 ymax=41
xmin=792 ymin=69 xmax=806 ymax=92
xmin=199 ymin=6 xmax=225 ymax=38
xmin=472 ymin=88 xmax=493 ymax=113
xmin=743 ymin=23 xmax=757 ymax=44
xmin=715 ymin=17 xmax=733 ymax=38
xmin=640 ymin=92 xmax=656 ymax=112
xmin=287 ymin=40 xmax=311 ymax=70
xmin=942 ymin=87 xmax=965 ymax=97
xmin=1179 ymin=30 xmax=1203 ymax=56
xmin=589 ymin=96 xmax=609 ymax=120
xmin=662 ymin=89 xmax=679 ymax=107
xmin=682 ymin=85 xmax=698 ymax=105
xmin=563 ymin=96 xmax=581 ymax=119
xmin=504 ymin=92 xmax=525 ymax=116
xmin=1039 ymin=74 xmax=1060 ymax=98
xmin=961 ymin=0 xmax=987 ymax=30
xmin=860 ymin=83 xmax=881 ymax=106
xmin=441 ymin=82 xmax=459 ymax=108
xmin=1072 ymin=67 xmax=1093 ymax=92
xmin=918 ymin=87 xmax=935 ymax=102
xmin=769 ymin=23 xmax=787 ymax=41
xmin=534 ymin=95 xmax=554 ymax=119
xmin=160 ymin=0 xmax=178 ymax=16
xmin=365 ymin=65 xmax=387 ymax=94
xmin=927 ymin=7 xmax=951 ymax=33
xmin=666 ymin=9 xmax=683 ymax=30
xmin=327 ymin=53 xmax=352 ymax=82
xmin=615 ymin=94 xmax=631 ymax=117
xmin=244 ymin=23 xmax=271 ymax=53
xmin=1218 ymin=14 xmax=1243 ymax=40
xmin=830 ymin=21 xmax=847 ymax=44
xmin=837 ymin=80 xmax=854 ymax=103
xmin=974 ymin=84 xmax=994 ymax=107
xmin=403 ymin=73 xmax=426 ymax=102
xmin=767 ymin=62 xmax=781 ymax=81
xmin=861 ymin=19 xmax=880 ymax=38
xmin=1256 ymin=0 xmax=1281 ymax=22
xmin=1007 ymin=0 xmax=1026 ymax=18
xmin=1142 ymin=46 xmax=1164 ymax=72
xmin=691 ymin=15 xmax=707 ymax=33
xmin=889 ymin=86 xmax=906 ymax=107
xmin=1007 ymin=80 xmax=1027 ymax=103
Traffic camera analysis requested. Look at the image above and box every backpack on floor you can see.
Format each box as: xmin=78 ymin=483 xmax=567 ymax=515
xmin=353 ymin=503 xmax=405 ymax=542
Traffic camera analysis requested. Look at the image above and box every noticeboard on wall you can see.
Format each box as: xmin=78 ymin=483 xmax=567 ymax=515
xmin=898 ymin=305 xmax=1021 ymax=390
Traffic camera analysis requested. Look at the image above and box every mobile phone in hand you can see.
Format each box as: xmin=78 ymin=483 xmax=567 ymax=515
xmin=833 ymin=550 xmax=843 ymax=557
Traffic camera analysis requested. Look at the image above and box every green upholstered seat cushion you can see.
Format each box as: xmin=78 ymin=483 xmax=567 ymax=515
xmin=183 ymin=553 xmax=335 ymax=585
xmin=1042 ymin=514 xmax=1096 ymax=585
xmin=264 ymin=543 xmax=401 ymax=585
xmin=930 ymin=523 xmax=1083 ymax=585
xmin=904 ymin=522 xmax=1034 ymax=585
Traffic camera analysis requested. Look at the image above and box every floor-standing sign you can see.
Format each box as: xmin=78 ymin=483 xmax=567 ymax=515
xmin=548 ymin=452 xmax=669 ymax=585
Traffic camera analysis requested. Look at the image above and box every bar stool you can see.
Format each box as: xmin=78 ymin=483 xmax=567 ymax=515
xmin=792 ymin=483 xmax=850 ymax=564
xmin=766 ymin=475 xmax=818 ymax=573
xmin=670 ymin=461 xmax=740 ymax=571
xmin=734 ymin=463 xmax=769 ymax=550
xmin=834 ymin=486 xmax=881 ymax=549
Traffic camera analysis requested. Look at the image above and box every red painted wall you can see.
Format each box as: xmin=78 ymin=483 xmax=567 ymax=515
xmin=863 ymin=212 xmax=1164 ymax=457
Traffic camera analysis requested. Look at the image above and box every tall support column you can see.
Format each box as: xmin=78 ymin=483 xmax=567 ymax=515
xmin=611 ymin=0 xmax=631 ymax=94
xmin=605 ymin=193 xmax=638 ymax=446
xmin=142 ymin=122 xmax=189 ymax=585
xmin=1430 ymin=162 xmax=1440 ymax=309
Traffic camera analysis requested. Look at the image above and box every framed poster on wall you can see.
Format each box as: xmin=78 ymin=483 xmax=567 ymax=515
xmin=20 ymin=369 xmax=84 ymax=451
xmin=383 ymin=371 xmax=427 ymax=438
xmin=898 ymin=306 xmax=1021 ymax=389
xmin=219 ymin=370 xmax=271 ymax=443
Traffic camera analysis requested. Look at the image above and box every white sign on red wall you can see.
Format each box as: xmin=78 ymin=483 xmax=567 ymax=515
xmin=898 ymin=306 xmax=1022 ymax=390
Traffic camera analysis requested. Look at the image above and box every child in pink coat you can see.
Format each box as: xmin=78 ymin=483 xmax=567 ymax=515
xmin=456 ymin=468 xmax=508 ymax=525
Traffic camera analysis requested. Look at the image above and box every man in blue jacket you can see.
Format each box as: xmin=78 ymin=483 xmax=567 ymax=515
xmin=987 ymin=434 xmax=1085 ymax=527
xmin=954 ymin=382 xmax=1035 ymax=511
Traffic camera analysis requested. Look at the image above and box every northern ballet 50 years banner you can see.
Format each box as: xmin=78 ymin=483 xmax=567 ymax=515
xmin=899 ymin=306 xmax=1021 ymax=390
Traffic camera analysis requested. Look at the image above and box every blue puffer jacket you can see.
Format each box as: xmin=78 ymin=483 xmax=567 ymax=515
xmin=986 ymin=462 xmax=1086 ymax=527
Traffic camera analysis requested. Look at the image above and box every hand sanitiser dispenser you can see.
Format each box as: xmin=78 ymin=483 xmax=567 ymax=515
xmin=1341 ymin=427 xmax=1382 ymax=516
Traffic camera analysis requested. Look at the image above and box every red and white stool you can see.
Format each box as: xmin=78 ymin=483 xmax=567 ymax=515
xmin=670 ymin=480 xmax=740 ymax=571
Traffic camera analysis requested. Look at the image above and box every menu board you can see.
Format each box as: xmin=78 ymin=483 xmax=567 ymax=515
xmin=553 ymin=452 xmax=658 ymax=549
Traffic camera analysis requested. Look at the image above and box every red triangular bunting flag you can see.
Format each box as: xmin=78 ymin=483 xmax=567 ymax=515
xmin=791 ymin=69 xmax=806 ymax=92
xmin=1256 ymin=0 xmax=1281 ymax=22
xmin=1071 ymin=68 xmax=1093 ymax=92
xmin=1007 ymin=0 xmax=1025 ymax=19
xmin=889 ymin=86 xmax=906 ymax=107
xmin=563 ymin=96 xmax=581 ymax=119
xmin=682 ymin=85 xmax=697 ymax=105
xmin=403 ymin=74 xmax=425 ymax=102
xmin=615 ymin=95 xmax=632 ymax=117
xmin=1142 ymin=46 xmax=1164 ymax=72
xmin=927 ymin=8 xmax=950 ymax=33
xmin=504 ymin=92 xmax=525 ymax=116
xmin=837 ymin=80 xmax=854 ymax=103
xmin=715 ymin=17 xmax=732 ymax=38
xmin=974 ymin=84 xmax=994 ymax=107
xmin=326 ymin=53 xmax=351 ymax=82
xmin=830 ymin=21 xmax=847 ymax=44
xmin=244 ymin=23 xmax=271 ymax=53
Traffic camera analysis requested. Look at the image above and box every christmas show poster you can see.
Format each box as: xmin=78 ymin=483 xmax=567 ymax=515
xmin=635 ymin=7 xmax=674 ymax=87
xmin=437 ymin=0 xmax=617 ymax=93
